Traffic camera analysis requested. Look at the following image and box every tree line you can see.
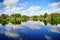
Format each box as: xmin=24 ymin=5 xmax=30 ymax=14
xmin=0 ymin=13 xmax=60 ymax=25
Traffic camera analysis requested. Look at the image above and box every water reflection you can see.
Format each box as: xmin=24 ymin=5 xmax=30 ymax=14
xmin=0 ymin=19 xmax=60 ymax=26
xmin=49 ymin=25 xmax=60 ymax=34
xmin=44 ymin=20 xmax=47 ymax=25
xmin=24 ymin=21 xmax=40 ymax=30
xmin=45 ymin=35 xmax=52 ymax=40
xmin=0 ymin=20 xmax=60 ymax=40
xmin=0 ymin=20 xmax=9 ymax=26
xmin=10 ymin=20 xmax=21 ymax=24
xmin=4 ymin=31 xmax=19 ymax=38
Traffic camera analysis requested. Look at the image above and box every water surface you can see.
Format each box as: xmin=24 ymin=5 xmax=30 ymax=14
xmin=0 ymin=20 xmax=60 ymax=40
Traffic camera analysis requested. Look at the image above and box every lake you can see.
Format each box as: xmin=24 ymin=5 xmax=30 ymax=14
xmin=0 ymin=20 xmax=60 ymax=40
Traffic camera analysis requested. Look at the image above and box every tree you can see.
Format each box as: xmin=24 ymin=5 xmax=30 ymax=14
xmin=1 ymin=14 xmax=9 ymax=19
xmin=33 ymin=16 xmax=38 ymax=21
xmin=44 ymin=13 xmax=48 ymax=18
xmin=15 ymin=13 xmax=21 ymax=18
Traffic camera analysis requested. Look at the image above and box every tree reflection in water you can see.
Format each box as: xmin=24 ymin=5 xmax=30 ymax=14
xmin=0 ymin=19 xmax=60 ymax=26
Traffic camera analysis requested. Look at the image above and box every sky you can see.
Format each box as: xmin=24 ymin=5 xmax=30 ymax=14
xmin=0 ymin=0 xmax=60 ymax=16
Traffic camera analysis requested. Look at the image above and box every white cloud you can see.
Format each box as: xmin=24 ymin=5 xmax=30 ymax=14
xmin=1 ymin=1 xmax=28 ymax=15
xmin=21 ymin=11 xmax=27 ymax=15
xmin=40 ymin=1 xmax=60 ymax=15
xmin=38 ymin=8 xmax=60 ymax=15
xmin=49 ymin=1 xmax=60 ymax=8
xmin=21 ymin=11 xmax=39 ymax=16
xmin=1 ymin=1 xmax=60 ymax=16
xmin=21 ymin=5 xmax=59 ymax=16
xmin=19 ymin=2 xmax=28 ymax=7
xmin=21 ymin=8 xmax=60 ymax=16
xmin=28 ymin=6 xmax=41 ymax=11
xmin=1 ymin=0 xmax=20 ymax=15
xmin=45 ymin=8 xmax=60 ymax=13
xmin=3 ymin=7 xmax=22 ymax=15
xmin=21 ymin=6 xmax=41 ymax=16
xmin=53 ymin=8 xmax=60 ymax=13
xmin=38 ymin=10 xmax=50 ymax=15
xmin=3 ymin=0 xmax=18 ymax=6
xmin=27 ymin=11 xmax=39 ymax=16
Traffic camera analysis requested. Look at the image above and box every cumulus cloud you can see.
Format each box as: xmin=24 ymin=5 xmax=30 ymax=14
xmin=0 ymin=1 xmax=28 ymax=15
xmin=38 ymin=10 xmax=50 ymax=15
xmin=19 ymin=2 xmax=28 ymax=7
xmin=3 ymin=0 xmax=18 ymax=6
xmin=1 ymin=0 xmax=22 ymax=15
xmin=53 ymin=8 xmax=60 ymax=13
xmin=2 ymin=6 xmax=23 ymax=15
xmin=26 ymin=11 xmax=40 ymax=16
xmin=28 ymin=6 xmax=41 ymax=11
xmin=26 ymin=4 xmax=58 ymax=16
xmin=21 ymin=11 xmax=28 ymax=16
xmin=40 ymin=1 xmax=60 ymax=15
xmin=39 ymin=1 xmax=60 ymax=15
xmin=0 ymin=0 xmax=60 ymax=16
xmin=49 ymin=1 xmax=60 ymax=8
xmin=39 ymin=8 xmax=60 ymax=14
xmin=21 ymin=6 xmax=41 ymax=16
xmin=21 ymin=10 xmax=49 ymax=16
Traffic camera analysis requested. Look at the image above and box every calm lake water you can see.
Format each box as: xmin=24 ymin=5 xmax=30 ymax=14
xmin=0 ymin=20 xmax=60 ymax=40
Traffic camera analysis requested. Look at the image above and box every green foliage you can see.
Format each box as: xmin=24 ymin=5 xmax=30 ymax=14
xmin=15 ymin=13 xmax=21 ymax=18
xmin=0 ymin=13 xmax=60 ymax=25
xmin=39 ymin=15 xmax=44 ymax=21
xmin=21 ymin=15 xmax=28 ymax=22
xmin=32 ymin=16 xmax=38 ymax=21
xmin=44 ymin=13 xmax=48 ymax=18
xmin=44 ymin=13 xmax=60 ymax=25
xmin=1 ymin=14 xmax=9 ymax=19
xmin=0 ymin=20 xmax=9 ymax=26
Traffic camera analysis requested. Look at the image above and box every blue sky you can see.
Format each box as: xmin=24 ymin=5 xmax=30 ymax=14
xmin=0 ymin=0 xmax=60 ymax=16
